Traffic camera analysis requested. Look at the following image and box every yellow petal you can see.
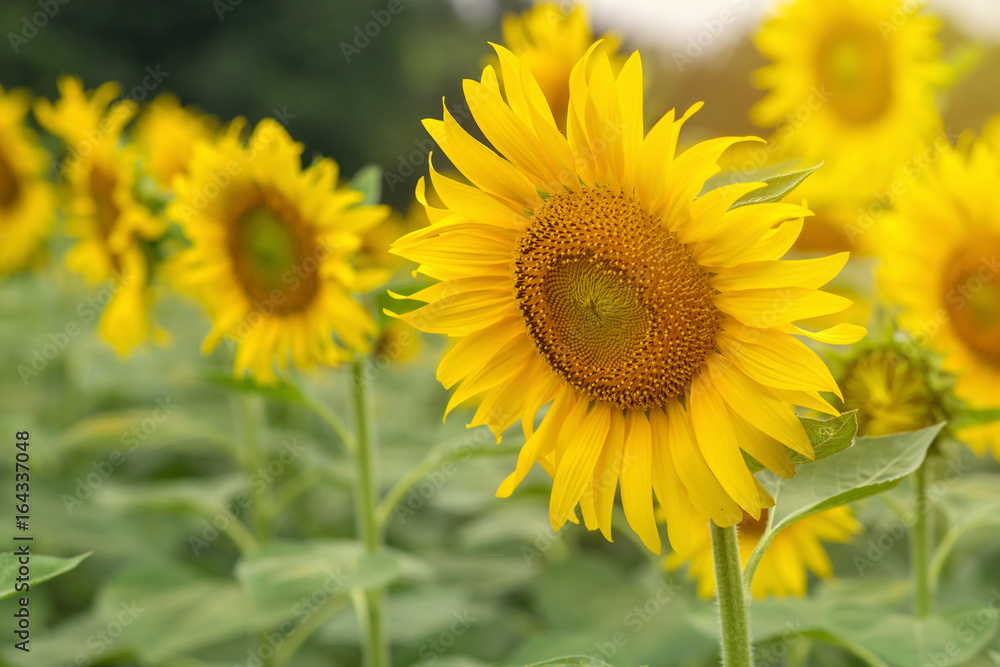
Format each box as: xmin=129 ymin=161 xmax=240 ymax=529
xmin=592 ymin=408 xmax=627 ymax=541
xmin=621 ymin=410 xmax=661 ymax=553
xmin=549 ymin=401 xmax=612 ymax=531
xmin=650 ymin=406 xmax=694 ymax=557
xmin=688 ymin=375 xmax=763 ymax=518
xmin=714 ymin=288 xmax=853 ymax=327
xmin=496 ymin=386 xmax=572 ymax=497
xmin=711 ymin=253 xmax=850 ymax=292
xmin=705 ymin=356 xmax=814 ymax=459
xmin=665 ymin=399 xmax=744 ymax=527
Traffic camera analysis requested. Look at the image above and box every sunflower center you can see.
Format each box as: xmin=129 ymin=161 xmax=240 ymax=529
xmin=0 ymin=144 xmax=22 ymax=212
xmin=227 ymin=190 xmax=321 ymax=314
xmin=942 ymin=238 xmax=1000 ymax=367
xmin=512 ymin=189 xmax=721 ymax=410
xmin=816 ymin=22 xmax=893 ymax=125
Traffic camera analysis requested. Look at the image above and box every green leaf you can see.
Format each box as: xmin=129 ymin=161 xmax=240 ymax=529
xmin=0 ymin=552 xmax=90 ymax=599
xmin=96 ymin=475 xmax=246 ymax=517
xmin=744 ymin=423 xmax=943 ymax=586
xmin=523 ymin=658 xmax=616 ymax=667
xmin=728 ymin=163 xmax=822 ymax=209
xmin=749 ymin=596 xmax=1000 ymax=667
xmin=744 ymin=411 xmax=858 ymax=472
xmin=699 ymin=159 xmax=801 ymax=196
xmin=47 ymin=409 xmax=234 ymax=461
xmin=350 ymin=164 xmax=383 ymax=206
xmin=93 ymin=564 xmax=290 ymax=663
xmin=792 ymin=410 xmax=859 ymax=464
xmin=235 ymin=540 xmax=405 ymax=606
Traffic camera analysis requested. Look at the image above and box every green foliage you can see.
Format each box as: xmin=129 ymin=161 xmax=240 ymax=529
xmin=792 ymin=411 xmax=859 ymax=464
xmin=744 ymin=423 xmax=944 ymax=586
xmin=236 ymin=540 xmax=408 ymax=605
xmin=728 ymin=163 xmax=822 ymax=209
xmin=351 ymin=164 xmax=385 ymax=206
xmin=0 ymin=552 xmax=90 ymax=599
xmin=744 ymin=411 xmax=858 ymax=473
xmin=521 ymin=657 xmax=619 ymax=667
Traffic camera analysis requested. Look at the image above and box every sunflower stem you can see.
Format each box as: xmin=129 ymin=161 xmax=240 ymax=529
xmin=351 ymin=357 xmax=390 ymax=667
xmin=235 ymin=394 xmax=271 ymax=541
xmin=710 ymin=521 xmax=755 ymax=667
xmin=912 ymin=462 xmax=932 ymax=618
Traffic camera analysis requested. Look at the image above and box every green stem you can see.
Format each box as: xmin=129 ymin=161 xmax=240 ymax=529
xmin=351 ymin=358 xmax=389 ymax=667
xmin=912 ymin=463 xmax=932 ymax=618
xmin=879 ymin=491 xmax=911 ymax=522
xmin=302 ymin=391 xmax=357 ymax=455
xmin=710 ymin=521 xmax=755 ymax=667
xmin=215 ymin=512 xmax=258 ymax=553
xmin=272 ymin=595 xmax=350 ymax=666
xmin=374 ymin=442 xmax=522 ymax=529
xmin=236 ymin=395 xmax=271 ymax=541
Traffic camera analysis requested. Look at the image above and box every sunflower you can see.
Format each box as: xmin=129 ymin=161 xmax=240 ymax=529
xmin=389 ymin=44 xmax=865 ymax=554
xmin=666 ymin=506 xmax=859 ymax=598
xmin=35 ymin=77 xmax=167 ymax=355
xmin=840 ymin=347 xmax=942 ymax=437
xmin=878 ymin=138 xmax=1000 ymax=458
xmin=0 ymin=84 xmax=55 ymax=274
xmin=133 ymin=93 xmax=217 ymax=190
xmin=168 ymin=118 xmax=389 ymax=383
xmin=499 ymin=3 xmax=622 ymax=124
xmin=752 ymin=0 xmax=951 ymax=193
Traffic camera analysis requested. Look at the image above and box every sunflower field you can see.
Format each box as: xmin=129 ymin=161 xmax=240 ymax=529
xmin=2 ymin=0 xmax=1000 ymax=665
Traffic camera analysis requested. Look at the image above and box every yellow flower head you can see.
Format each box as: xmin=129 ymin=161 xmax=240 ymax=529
xmin=0 ymin=85 xmax=55 ymax=274
xmin=35 ymin=77 xmax=167 ymax=355
xmin=133 ymin=93 xmax=218 ymax=189
xmin=752 ymin=0 xmax=951 ymax=191
xmin=389 ymin=43 xmax=865 ymax=555
xmin=169 ymin=119 xmax=390 ymax=383
xmin=840 ymin=347 xmax=941 ymax=437
xmin=667 ymin=506 xmax=859 ymax=598
xmin=878 ymin=137 xmax=1000 ymax=458
xmin=500 ymin=3 xmax=622 ymax=123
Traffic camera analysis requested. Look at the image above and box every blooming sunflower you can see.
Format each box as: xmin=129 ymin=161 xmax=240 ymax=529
xmin=499 ymin=3 xmax=622 ymax=124
xmin=133 ymin=93 xmax=217 ymax=190
xmin=389 ymin=43 xmax=865 ymax=554
xmin=35 ymin=77 xmax=167 ymax=355
xmin=878 ymin=138 xmax=1000 ymax=458
xmin=666 ymin=506 xmax=859 ymax=598
xmin=168 ymin=118 xmax=389 ymax=383
xmin=0 ymin=85 xmax=55 ymax=274
xmin=752 ymin=0 xmax=951 ymax=192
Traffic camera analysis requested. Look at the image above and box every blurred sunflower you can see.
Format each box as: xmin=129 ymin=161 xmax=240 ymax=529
xmin=133 ymin=93 xmax=217 ymax=190
xmin=752 ymin=0 xmax=950 ymax=191
xmin=0 ymin=85 xmax=55 ymax=274
xmin=390 ymin=44 xmax=865 ymax=554
xmin=499 ymin=3 xmax=622 ymax=124
xmin=666 ymin=506 xmax=859 ymax=598
xmin=35 ymin=77 xmax=167 ymax=355
xmin=169 ymin=119 xmax=389 ymax=383
xmin=878 ymin=138 xmax=1000 ymax=458
xmin=840 ymin=346 xmax=943 ymax=437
